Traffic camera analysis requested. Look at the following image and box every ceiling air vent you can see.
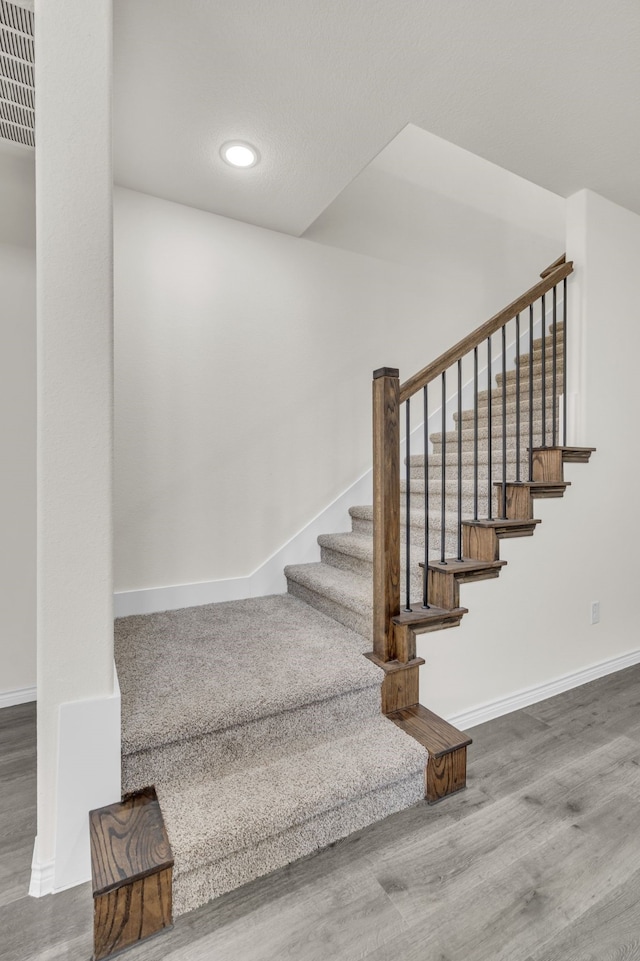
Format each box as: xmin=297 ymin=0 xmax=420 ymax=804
xmin=0 ymin=0 xmax=34 ymax=148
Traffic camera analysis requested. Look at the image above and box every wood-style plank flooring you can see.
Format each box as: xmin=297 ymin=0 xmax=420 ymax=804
xmin=3 ymin=665 xmax=640 ymax=961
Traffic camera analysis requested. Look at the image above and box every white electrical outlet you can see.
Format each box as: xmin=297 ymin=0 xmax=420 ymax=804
xmin=591 ymin=601 xmax=600 ymax=625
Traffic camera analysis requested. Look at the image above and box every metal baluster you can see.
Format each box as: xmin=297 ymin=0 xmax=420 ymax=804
xmin=441 ymin=371 xmax=447 ymax=564
xmin=501 ymin=324 xmax=507 ymax=519
xmin=473 ymin=346 xmax=478 ymax=520
xmin=563 ymin=276 xmax=568 ymax=446
xmin=515 ymin=313 xmax=521 ymax=482
xmin=457 ymin=358 xmax=463 ymax=561
xmin=541 ymin=294 xmax=546 ymax=446
xmin=528 ymin=304 xmax=534 ymax=481
xmin=405 ymin=398 xmax=411 ymax=612
xmin=422 ymin=385 xmax=429 ymax=608
xmin=552 ymin=284 xmax=558 ymax=446
xmin=487 ymin=336 xmax=493 ymax=519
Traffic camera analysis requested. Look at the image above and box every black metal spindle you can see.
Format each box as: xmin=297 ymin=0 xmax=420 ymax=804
xmin=515 ymin=313 xmax=521 ymax=482
xmin=487 ymin=336 xmax=493 ymax=519
xmin=441 ymin=371 xmax=447 ymax=564
xmin=405 ymin=398 xmax=411 ymax=612
xmin=473 ymin=346 xmax=478 ymax=520
xmin=528 ymin=304 xmax=534 ymax=481
xmin=541 ymin=293 xmax=546 ymax=446
xmin=501 ymin=324 xmax=507 ymax=519
xmin=457 ymin=358 xmax=463 ymax=561
xmin=563 ymin=276 xmax=568 ymax=446
xmin=422 ymin=386 xmax=429 ymax=608
xmin=552 ymin=284 xmax=558 ymax=446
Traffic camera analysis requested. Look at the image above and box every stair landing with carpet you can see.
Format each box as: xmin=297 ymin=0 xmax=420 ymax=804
xmin=114 ymin=594 xmax=428 ymax=917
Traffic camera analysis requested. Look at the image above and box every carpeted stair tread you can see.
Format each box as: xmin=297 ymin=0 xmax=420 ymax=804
xmin=121 ymin=683 xmax=383 ymax=795
xmin=284 ymin=561 xmax=372 ymax=614
xmin=115 ymin=594 xmax=382 ymax=756
xmin=429 ymin=418 xmax=550 ymax=445
xmin=157 ymin=714 xmax=427 ymax=878
xmin=348 ymin=506 xmax=460 ymax=533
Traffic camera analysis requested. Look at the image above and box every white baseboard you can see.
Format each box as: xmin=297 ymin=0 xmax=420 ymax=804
xmin=52 ymin=689 xmax=121 ymax=892
xmin=0 ymin=685 xmax=36 ymax=709
xmin=448 ymin=648 xmax=640 ymax=731
xmin=28 ymin=837 xmax=55 ymax=897
xmin=29 ymin=680 xmax=122 ymax=898
xmin=114 ymin=469 xmax=374 ymax=617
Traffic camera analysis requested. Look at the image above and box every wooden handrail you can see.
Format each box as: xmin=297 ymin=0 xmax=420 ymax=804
xmin=398 ymin=260 xmax=573 ymax=404
xmin=540 ymin=253 xmax=566 ymax=278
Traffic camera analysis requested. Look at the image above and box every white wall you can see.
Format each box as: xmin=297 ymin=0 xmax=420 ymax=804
xmin=0 ymin=145 xmax=36 ymax=705
xmin=33 ymin=0 xmax=119 ymax=895
xmin=423 ymin=189 xmax=640 ymax=724
xmin=114 ymin=154 xmax=564 ymax=595
xmin=305 ymin=124 xmax=565 ymax=293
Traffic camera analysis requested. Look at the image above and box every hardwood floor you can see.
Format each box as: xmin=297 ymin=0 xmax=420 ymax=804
xmin=3 ymin=665 xmax=640 ymax=961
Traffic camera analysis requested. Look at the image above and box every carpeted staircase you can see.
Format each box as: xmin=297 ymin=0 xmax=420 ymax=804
xmin=113 ymin=313 xmax=576 ymax=922
xmin=115 ymin=595 xmax=427 ymax=916
xmin=285 ymin=327 xmax=563 ymax=626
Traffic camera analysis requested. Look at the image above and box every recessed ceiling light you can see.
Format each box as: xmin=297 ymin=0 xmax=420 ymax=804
xmin=220 ymin=141 xmax=260 ymax=168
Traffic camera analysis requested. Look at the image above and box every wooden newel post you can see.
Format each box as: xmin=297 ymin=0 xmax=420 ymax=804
xmin=372 ymin=367 xmax=401 ymax=661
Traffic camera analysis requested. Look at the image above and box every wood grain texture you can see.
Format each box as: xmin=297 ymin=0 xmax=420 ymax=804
xmin=559 ymin=446 xmax=596 ymax=464
xmin=372 ymin=368 xmax=401 ymax=661
xmin=462 ymin=523 xmax=500 ymax=561
xmin=364 ymin=652 xmax=425 ymax=674
xmin=387 ymin=704 xmax=472 ymax=758
xmin=424 ymin=559 xmax=505 ymax=610
xmin=531 ymin=448 xmax=564 ymax=483
xmin=496 ymin=481 xmax=571 ymax=517
xmin=497 ymin=482 xmax=533 ymax=519
xmin=392 ymin=624 xmax=416 ymax=663
xmin=426 ymin=747 xmax=467 ymax=803
xmin=90 ymin=788 xmax=173 ymax=896
xmin=427 ymin=567 xmax=459 ymax=610
xmin=90 ymin=787 xmax=173 ymax=959
xmin=391 ymin=605 xmax=468 ymax=632
xmin=399 ymin=261 xmax=573 ymax=403
xmin=539 ymin=253 xmax=566 ymax=278
xmin=93 ymin=868 xmax=173 ymax=961
xmin=381 ymin=666 xmax=419 ymax=714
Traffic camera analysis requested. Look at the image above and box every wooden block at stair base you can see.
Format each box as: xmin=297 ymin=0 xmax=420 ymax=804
xmin=462 ymin=523 xmax=499 ymax=562
xmin=381 ymin=664 xmax=420 ymax=714
xmin=426 ymin=746 xmax=468 ymax=803
xmin=532 ymin=447 xmax=564 ymax=483
xmin=387 ymin=704 xmax=472 ymax=803
xmin=90 ymin=787 xmax=173 ymax=960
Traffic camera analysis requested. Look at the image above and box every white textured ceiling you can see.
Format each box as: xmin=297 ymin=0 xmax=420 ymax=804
xmin=114 ymin=0 xmax=640 ymax=237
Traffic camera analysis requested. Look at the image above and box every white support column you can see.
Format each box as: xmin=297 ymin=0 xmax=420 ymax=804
xmin=31 ymin=0 xmax=120 ymax=896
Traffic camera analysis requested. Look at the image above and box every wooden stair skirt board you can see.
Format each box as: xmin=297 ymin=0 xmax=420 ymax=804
xmin=90 ymin=787 xmax=173 ymax=960
xmin=531 ymin=446 xmax=596 ymax=483
xmin=462 ymin=518 xmax=541 ymax=562
xmin=419 ymin=557 xmax=507 ymax=611
xmin=495 ymin=480 xmax=570 ymax=519
xmin=388 ymin=704 xmax=472 ymax=803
